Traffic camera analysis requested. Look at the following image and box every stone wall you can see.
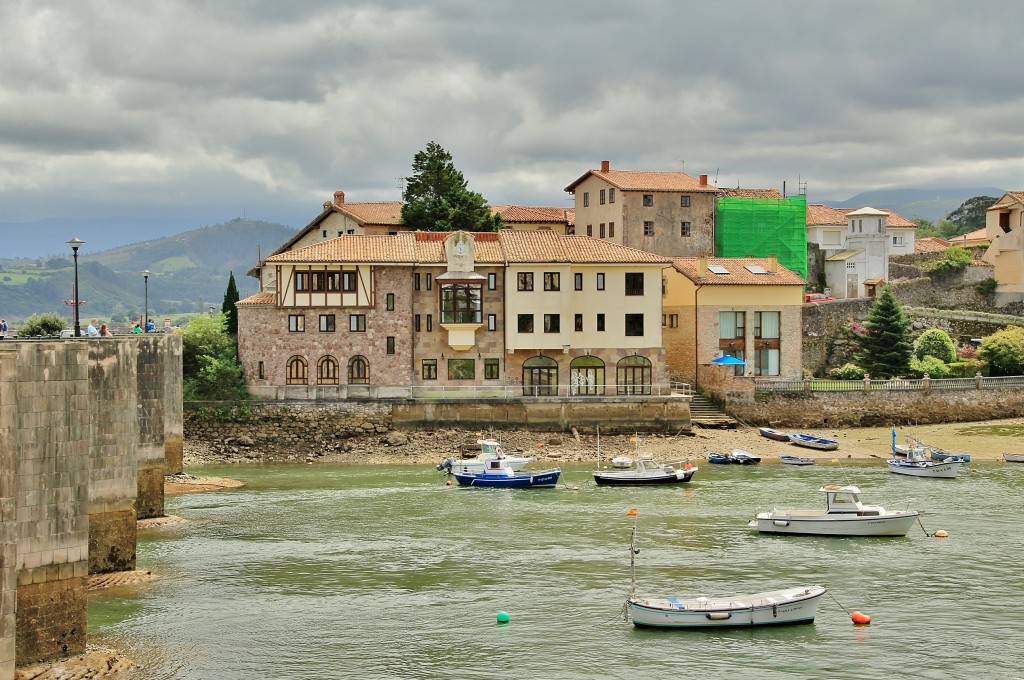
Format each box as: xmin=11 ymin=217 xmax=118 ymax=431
xmin=727 ymin=387 xmax=1024 ymax=428
xmin=135 ymin=336 xmax=172 ymax=520
xmin=164 ymin=336 xmax=184 ymax=475
xmin=1 ymin=351 xmax=16 ymax=680
xmin=184 ymin=397 xmax=693 ymax=460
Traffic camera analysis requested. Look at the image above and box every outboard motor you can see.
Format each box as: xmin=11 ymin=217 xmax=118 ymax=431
xmin=436 ymin=457 xmax=456 ymax=473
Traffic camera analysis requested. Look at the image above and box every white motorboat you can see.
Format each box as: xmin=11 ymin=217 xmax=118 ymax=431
xmin=887 ymin=445 xmax=961 ymax=479
xmin=628 ymin=585 xmax=827 ymax=628
xmin=748 ymin=485 xmax=919 ymax=536
xmin=436 ymin=436 xmax=534 ymax=474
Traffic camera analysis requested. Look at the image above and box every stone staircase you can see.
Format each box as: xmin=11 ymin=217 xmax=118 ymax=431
xmin=689 ymin=394 xmax=738 ymax=429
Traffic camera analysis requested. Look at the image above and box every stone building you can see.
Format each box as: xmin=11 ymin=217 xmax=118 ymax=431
xmin=563 ymin=160 xmax=719 ymax=257
xmin=237 ymin=229 xmax=671 ymax=398
xmin=662 ymin=256 xmax=805 ymax=388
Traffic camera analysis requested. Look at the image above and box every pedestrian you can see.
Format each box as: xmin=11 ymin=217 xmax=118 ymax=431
xmin=87 ymin=318 xmax=99 ymax=337
xmin=131 ymin=322 xmax=142 ymax=334
xmin=146 ymin=320 xmax=155 ymax=333
xmin=0 ymin=319 xmax=7 ymax=338
xmin=99 ymin=323 xmax=113 ymax=337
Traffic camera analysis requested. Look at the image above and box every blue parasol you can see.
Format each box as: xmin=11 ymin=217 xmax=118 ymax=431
xmin=711 ymin=355 xmax=746 ymax=365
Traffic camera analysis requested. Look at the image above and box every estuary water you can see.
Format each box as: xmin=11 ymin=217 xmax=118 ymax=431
xmin=89 ymin=460 xmax=1024 ymax=679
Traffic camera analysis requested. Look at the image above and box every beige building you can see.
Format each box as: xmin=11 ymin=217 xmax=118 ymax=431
xmin=982 ymin=191 xmax=1024 ymax=305
xmin=563 ymin=161 xmax=719 ymax=257
xmin=662 ymin=256 xmax=805 ymax=388
xmin=237 ymin=229 xmax=671 ymax=398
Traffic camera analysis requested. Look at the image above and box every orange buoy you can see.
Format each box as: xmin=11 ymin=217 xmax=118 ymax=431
xmin=934 ymin=530 xmax=949 ymax=538
xmin=446 ymin=480 xmax=453 ymax=486
xmin=851 ymin=611 xmax=872 ymax=625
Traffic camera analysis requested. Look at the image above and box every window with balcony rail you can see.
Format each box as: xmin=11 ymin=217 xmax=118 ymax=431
xmin=625 ymin=272 xmax=644 ymax=296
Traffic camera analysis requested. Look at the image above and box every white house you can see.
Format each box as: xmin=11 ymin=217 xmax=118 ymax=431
xmin=823 ymin=207 xmax=891 ymax=299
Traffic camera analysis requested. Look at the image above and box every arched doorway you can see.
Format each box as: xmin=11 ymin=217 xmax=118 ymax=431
xmin=522 ymin=355 xmax=558 ymax=396
xmin=348 ymin=355 xmax=369 ymax=384
xmin=616 ymin=355 xmax=652 ymax=395
xmin=569 ymin=356 xmax=605 ymax=396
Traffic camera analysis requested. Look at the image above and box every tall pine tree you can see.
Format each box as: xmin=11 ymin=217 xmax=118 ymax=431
xmin=400 ymin=141 xmax=501 ymax=232
xmin=857 ymin=287 xmax=913 ymax=379
xmin=222 ymin=271 xmax=239 ymax=334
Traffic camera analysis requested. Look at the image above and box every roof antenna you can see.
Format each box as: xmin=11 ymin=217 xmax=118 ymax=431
xmin=396 ymin=176 xmax=406 ymax=198
xmin=678 ymin=159 xmax=685 ymax=172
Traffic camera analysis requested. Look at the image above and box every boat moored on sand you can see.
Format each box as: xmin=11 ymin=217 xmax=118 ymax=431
xmin=789 ymin=433 xmax=839 ymax=451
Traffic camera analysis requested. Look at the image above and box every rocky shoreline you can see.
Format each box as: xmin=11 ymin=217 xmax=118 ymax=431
xmin=183 ymin=418 xmax=1024 ymax=467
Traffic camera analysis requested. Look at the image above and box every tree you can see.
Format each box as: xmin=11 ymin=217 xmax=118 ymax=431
xmin=914 ymin=328 xmax=956 ymax=363
xmin=856 ymin=287 xmax=913 ymax=379
xmin=979 ymin=326 xmax=1024 ymax=376
xmin=930 ymin=246 xmax=973 ymax=274
xmin=16 ymin=312 xmax=66 ymax=337
xmin=946 ymin=196 xmax=997 ymax=236
xmin=181 ymin=313 xmax=248 ymax=400
xmin=222 ymin=271 xmax=240 ymax=334
xmin=400 ymin=141 xmax=502 ymax=232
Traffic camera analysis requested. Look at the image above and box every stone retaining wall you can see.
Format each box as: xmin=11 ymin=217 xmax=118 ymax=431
xmin=728 ymin=388 xmax=1024 ymax=428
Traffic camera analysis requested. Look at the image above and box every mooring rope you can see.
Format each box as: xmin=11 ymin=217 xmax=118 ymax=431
xmin=825 ymin=587 xmax=853 ymax=616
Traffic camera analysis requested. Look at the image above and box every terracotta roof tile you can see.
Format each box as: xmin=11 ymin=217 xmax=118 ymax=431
xmin=806 ymin=204 xmax=849 ymax=226
xmin=718 ymin=188 xmax=784 ymax=198
xmin=335 ymin=201 xmax=404 ymax=225
xmin=490 ymin=205 xmax=573 ymax=224
xmin=565 ymin=168 xmax=717 ymax=193
xmin=670 ymin=257 xmax=805 ymax=285
xmin=915 ymin=237 xmax=950 ymax=253
xmin=263 ymin=230 xmax=668 ymax=266
xmin=236 ymin=292 xmax=276 ymax=306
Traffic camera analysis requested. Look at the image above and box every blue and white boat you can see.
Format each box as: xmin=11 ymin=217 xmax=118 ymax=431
xmin=789 ymin=433 xmax=839 ymax=451
xmin=929 ymin=449 xmax=971 ymax=463
xmin=707 ymin=452 xmax=731 ymax=464
xmin=436 ymin=436 xmax=535 ymax=474
xmin=452 ymin=456 xmax=560 ymax=488
xmin=728 ymin=449 xmax=761 ymax=464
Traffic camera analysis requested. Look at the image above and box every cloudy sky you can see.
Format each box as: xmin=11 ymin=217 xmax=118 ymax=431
xmin=1 ymin=0 xmax=1022 ymax=256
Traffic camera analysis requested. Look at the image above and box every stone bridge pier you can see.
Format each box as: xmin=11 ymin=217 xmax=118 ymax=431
xmin=0 ymin=334 xmax=181 ymax=678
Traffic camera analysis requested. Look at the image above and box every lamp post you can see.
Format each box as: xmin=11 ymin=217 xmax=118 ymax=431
xmin=142 ymin=270 xmax=151 ymax=332
xmin=67 ymin=237 xmax=85 ymax=337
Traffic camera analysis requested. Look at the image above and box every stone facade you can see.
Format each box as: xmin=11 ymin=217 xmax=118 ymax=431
xmin=135 ymin=336 xmax=170 ymax=520
xmin=1 ymin=351 xmax=15 ymax=680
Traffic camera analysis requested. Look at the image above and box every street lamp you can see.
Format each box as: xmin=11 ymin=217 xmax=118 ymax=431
xmin=67 ymin=237 xmax=85 ymax=337
xmin=142 ymin=270 xmax=151 ymax=332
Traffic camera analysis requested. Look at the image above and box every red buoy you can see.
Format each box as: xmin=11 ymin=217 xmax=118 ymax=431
xmin=446 ymin=480 xmax=453 ymax=486
xmin=851 ymin=611 xmax=872 ymax=625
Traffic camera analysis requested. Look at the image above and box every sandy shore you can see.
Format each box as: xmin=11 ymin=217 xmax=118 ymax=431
xmin=183 ymin=418 xmax=1024 ymax=468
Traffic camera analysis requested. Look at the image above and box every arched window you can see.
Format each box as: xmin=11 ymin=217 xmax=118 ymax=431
xmin=522 ymin=355 xmax=558 ymax=396
xmin=616 ymin=355 xmax=652 ymax=395
xmin=569 ymin=356 xmax=605 ymax=396
xmin=317 ymin=355 xmax=339 ymax=385
xmin=348 ymin=355 xmax=369 ymax=384
xmin=286 ymin=356 xmax=308 ymax=385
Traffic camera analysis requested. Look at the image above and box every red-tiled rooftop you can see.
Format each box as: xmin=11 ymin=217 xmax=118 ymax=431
xmin=565 ymin=168 xmax=717 ymax=193
xmin=671 ymin=257 xmax=806 ymax=285
xmin=915 ymin=237 xmax=950 ymax=253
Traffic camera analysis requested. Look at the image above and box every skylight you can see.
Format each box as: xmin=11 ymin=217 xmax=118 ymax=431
xmin=707 ymin=265 xmax=730 ymax=275
xmin=744 ymin=264 xmax=769 ymax=274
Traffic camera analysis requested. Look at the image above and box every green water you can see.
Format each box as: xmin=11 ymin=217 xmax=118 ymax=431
xmin=89 ymin=461 xmax=1024 ymax=679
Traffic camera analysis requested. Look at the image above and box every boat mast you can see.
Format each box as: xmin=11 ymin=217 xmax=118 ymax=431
xmin=596 ymin=425 xmax=601 ymax=470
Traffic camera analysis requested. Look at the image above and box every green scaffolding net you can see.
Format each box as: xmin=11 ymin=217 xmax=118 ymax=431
xmin=715 ymin=195 xmax=807 ymax=278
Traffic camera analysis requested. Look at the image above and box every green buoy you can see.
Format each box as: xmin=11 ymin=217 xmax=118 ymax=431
xmin=496 ymin=610 xmax=510 ymax=624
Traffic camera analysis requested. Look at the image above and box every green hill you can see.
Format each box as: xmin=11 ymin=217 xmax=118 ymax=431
xmin=0 ymin=219 xmax=295 ymax=325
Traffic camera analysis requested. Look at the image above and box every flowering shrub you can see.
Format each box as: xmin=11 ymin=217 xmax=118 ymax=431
xmin=828 ymin=363 xmax=866 ymax=380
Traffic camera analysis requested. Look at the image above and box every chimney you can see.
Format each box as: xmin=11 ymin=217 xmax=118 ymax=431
xmin=768 ymin=254 xmax=778 ymax=272
xmin=699 ymin=174 xmax=708 ymax=186
xmin=600 ymin=160 xmax=610 ymax=173
xmin=334 ymin=190 xmax=345 ymax=205
xmin=698 ymin=255 xmax=708 ymax=277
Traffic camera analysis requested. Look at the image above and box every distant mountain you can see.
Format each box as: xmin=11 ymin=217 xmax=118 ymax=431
xmin=821 ymin=187 xmax=1005 ymax=222
xmin=0 ymin=219 xmax=296 ymax=324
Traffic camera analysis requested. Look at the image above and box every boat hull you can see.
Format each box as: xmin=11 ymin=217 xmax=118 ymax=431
xmin=452 ymin=469 xmax=561 ymax=488
xmin=759 ymin=427 xmax=791 ymax=442
xmin=1004 ymin=453 xmax=1024 ymax=463
xmin=628 ymin=585 xmax=825 ymax=628
xmin=779 ymin=455 xmax=815 ymax=466
xmin=887 ymin=460 xmax=960 ymax=478
xmin=789 ymin=434 xmax=839 ymax=451
xmin=593 ymin=468 xmax=697 ymax=486
xmin=750 ymin=512 xmax=918 ymax=537
xmin=707 ymin=454 xmax=730 ymax=464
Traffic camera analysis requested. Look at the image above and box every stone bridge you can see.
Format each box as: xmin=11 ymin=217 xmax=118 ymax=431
xmin=0 ymin=336 xmax=182 ymax=678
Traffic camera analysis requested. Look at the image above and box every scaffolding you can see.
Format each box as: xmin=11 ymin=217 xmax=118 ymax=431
xmin=716 ymin=195 xmax=807 ymax=278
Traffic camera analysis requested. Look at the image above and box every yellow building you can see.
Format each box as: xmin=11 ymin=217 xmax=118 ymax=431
xmin=662 ymin=256 xmax=805 ymax=389
xmin=490 ymin=205 xmax=574 ymax=233
xmin=982 ymin=191 xmax=1024 ymax=306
